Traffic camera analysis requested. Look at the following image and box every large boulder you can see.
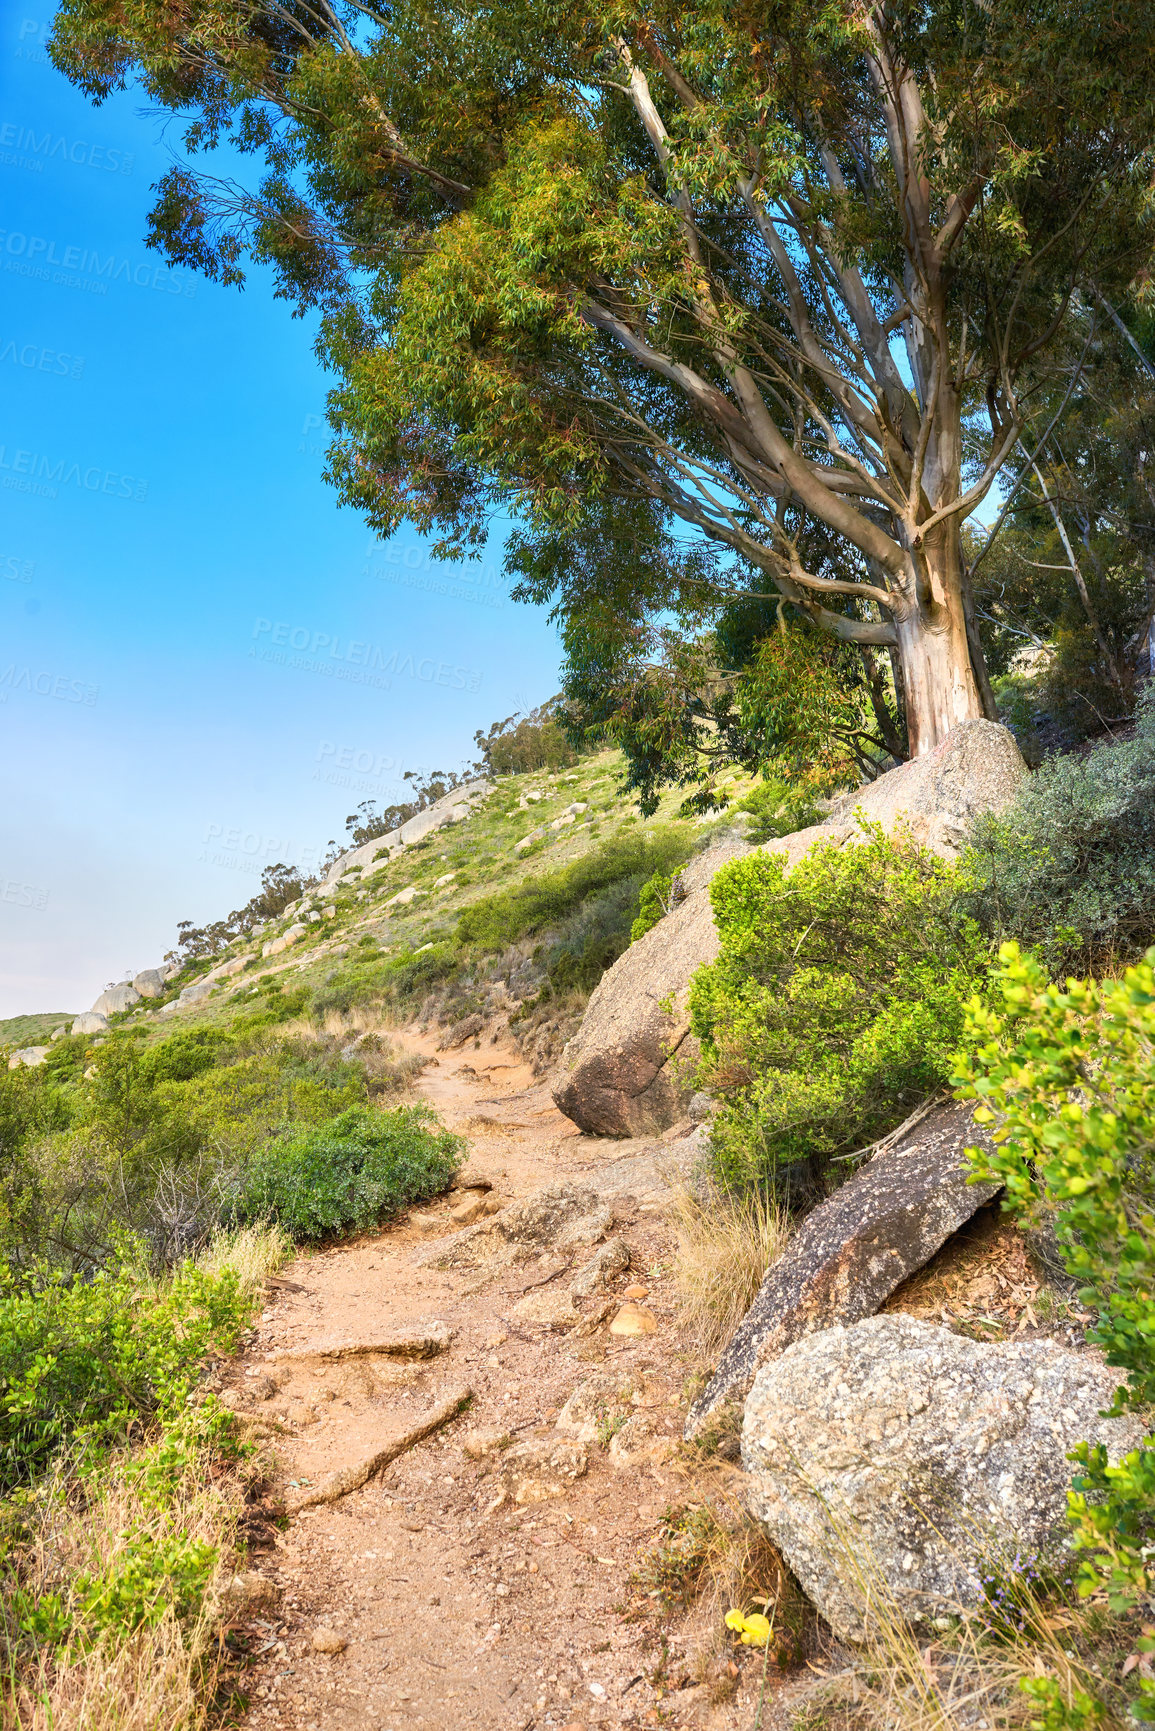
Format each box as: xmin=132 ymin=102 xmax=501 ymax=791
xmin=132 ymin=968 xmax=167 ymax=999
xmin=742 ymin=1314 xmax=1144 ymax=1639
xmin=71 ymin=1011 xmax=108 ymax=1036
xmin=553 ymin=721 xmax=1026 ymax=1137
xmin=8 ymin=1047 xmax=49 ymax=1069
xmin=685 ymin=1101 xmax=1001 ymax=1435
xmin=92 ymin=983 xmax=140 ymax=1017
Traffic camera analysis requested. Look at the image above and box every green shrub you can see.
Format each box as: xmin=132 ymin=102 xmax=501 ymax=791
xmin=690 ymin=824 xmax=988 ymax=1189
xmin=733 ymin=776 xmax=822 ymax=846
xmin=544 ymin=875 xmax=647 ymax=990
xmin=227 ymin=1104 xmax=462 ymax=1241
xmin=631 ymin=869 xmax=677 ymax=942
xmin=137 ymin=1028 xmax=234 ymax=1084
xmin=307 ymin=944 xmax=459 ymax=1019
xmin=0 ymin=1258 xmax=250 ymax=1491
xmin=960 ymin=683 xmax=1155 ymax=975
xmin=456 ymin=826 xmax=694 ymax=950
xmin=955 ymin=944 xmax=1155 ymax=1723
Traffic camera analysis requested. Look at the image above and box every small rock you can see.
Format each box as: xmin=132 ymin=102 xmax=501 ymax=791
xmin=462 ymin=1426 xmax=512 ymax=1460
xmin=485 ymin=1330 xmax=509 ymax=1347
xmin=439 ymin=1012 xmax=484 ymax=1050
xmin=570 ymin=1238 xmax=631 ymax=1299
xmin=311 ymin=1627 xmax=347 ymax=1654
xmin=556 ymin=1370 xmax=639 ymax=1445
xmin=411 ymin=1212 xmax=440 ymax=1233
xmin=451 ymin=1172 xmax=494 ymax=1193
xmin=512 ymin=1288 xmax=579 ymax=1328
xmin=286 ymin=1403 xmax=318 ymax=1426
xmin=450 ymin=1193 xmax=491 ymax=1227
xmin=499 ymin=1437 xmax=588 ymax=1503
xmin=609 ymin=1302 xmax=658 ymax=1337
xmin=609 ymin=1410 xmax=678 ymax=1468
xmin=622 ymin=1283 xmax=649 ymax=1301
xmin=222 ymin=1571 xmax=281 ymax=1615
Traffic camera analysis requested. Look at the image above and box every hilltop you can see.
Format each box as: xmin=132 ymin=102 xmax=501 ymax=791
xmin=4 ymin=748 xmax=771 ymax=1067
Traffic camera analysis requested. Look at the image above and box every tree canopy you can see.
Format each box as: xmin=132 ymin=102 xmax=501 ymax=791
xmin=51 ymin=0 xmax=1155 ymax=773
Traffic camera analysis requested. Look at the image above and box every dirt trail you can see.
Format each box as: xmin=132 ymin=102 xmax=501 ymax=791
xmin=225 ymin=1030 xmax=767 ymax=1731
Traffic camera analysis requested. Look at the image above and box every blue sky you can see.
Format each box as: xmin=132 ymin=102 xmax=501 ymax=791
xmin=0 ymin=15 xmax=562 ymax=1018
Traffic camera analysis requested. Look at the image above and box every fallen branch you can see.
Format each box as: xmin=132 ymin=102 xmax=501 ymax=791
xmin=284 ymin=1385 xmax=473 ymax=1512
xmin=831 ymin=1093 xmax=947 ymax=1163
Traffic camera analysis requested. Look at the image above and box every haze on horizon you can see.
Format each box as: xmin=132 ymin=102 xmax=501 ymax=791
xmin=0 ymin=16 xmax=561 ymax=1020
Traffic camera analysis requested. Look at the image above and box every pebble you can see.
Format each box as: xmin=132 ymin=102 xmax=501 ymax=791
xmin=462 ymin=1426 xmax=512 ymax=1460
xmin=311 ymin=1627 xmax=347 ymax=1654
xmin=609 ymin=1302 xmax=658 ymax=1337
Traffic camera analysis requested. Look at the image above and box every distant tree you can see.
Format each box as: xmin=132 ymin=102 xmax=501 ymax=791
xmin=474 ymin=700 xmax=579 ymax=776
xmin=343 ymin=766 xmax=473 ymax=846
xmin=50 ymin=0 xmax=1155 ymax=761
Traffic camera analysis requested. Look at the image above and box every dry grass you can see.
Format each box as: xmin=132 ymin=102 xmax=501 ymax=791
xmin=196 ymin=1220 xmax=292 ymax=1299
xmin=672 ymin=1185 xmax=791 ymax=1359
xmin=0 ymin=1448 xmax=243 ymax=1731
xmin=786 ymin=1493 xmax=1132 ymax=1731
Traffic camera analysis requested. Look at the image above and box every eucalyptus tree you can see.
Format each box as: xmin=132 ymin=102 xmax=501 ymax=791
xmin=52 ymin=0 xmax=1155 ymax=754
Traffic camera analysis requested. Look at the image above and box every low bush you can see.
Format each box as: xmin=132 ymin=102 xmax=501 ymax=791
xmin=544 ymin=875 xmax=648 ymax=991
xmin=690 ymin=825 xmax=988 ymax=1190
xmin=0 ymin=1257 xmax=250 ymax=1492
xmin=960 ymin=682 xmax=1155 ymax=976
xmin=307 ymin=943 xmax=460 ymax=1020
xmin=732 ymin=776 xmax=822 ymax=846
xmin=956 ymin=942 xmax=1155 ymax=1725
xmin=456 ymin=826 xmax=694 ymax=950
xmin=227 ymin=1103 xmax=462 ymax=1240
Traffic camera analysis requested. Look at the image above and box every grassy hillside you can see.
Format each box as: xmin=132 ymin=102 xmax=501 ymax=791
xmin=0 ymin=1011 xmax=73 ymax=1048
xmin=4 ymin=749 xmax=774 ymax=1064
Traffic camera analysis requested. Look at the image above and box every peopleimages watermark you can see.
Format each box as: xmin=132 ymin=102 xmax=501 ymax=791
xmin=0 ymin=118 xmax=135 ymax=176
xmin=0 ymin=664 xmax=98 ymax=705
xmin=0 ymin=548 xmax=34 ymax=582
xmin=361 ymin=534 xmax=506 ymax=611
xmin=0 ymin=229 xmax=197 ymax=299
xmin=1 ymin=876 xmax=48 ymax=910
xmin=198 ymin=822 xmax=324 ymax=877
xmin=250 ymin=619 xmax=483 ymax=692
xmin=1 ymin=335 xmax=85 ymax=379
xmin=13 ymin=18 xmax=51 ymax=64
xmin=312 ymin=740 xmax=431 ymax=800
xmin=0 ymin=442 xmax=148 ymax=502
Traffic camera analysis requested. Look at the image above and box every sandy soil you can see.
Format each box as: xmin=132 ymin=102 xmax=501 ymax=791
xmin=221 ymin=1031 xmax=780 ymax=1731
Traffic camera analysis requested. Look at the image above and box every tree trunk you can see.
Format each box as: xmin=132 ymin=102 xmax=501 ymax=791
xmin=894 ymin=535 xmax=985 ymax=757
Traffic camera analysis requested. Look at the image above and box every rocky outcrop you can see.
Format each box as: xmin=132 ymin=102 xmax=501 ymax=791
xmin=553 ymin=721 xmax=1027 ymax=1138
xmin=685 ymin=1101 xmax=1001 ymax=1434
xmin=551 ymin=829 xmax=750 ymax=1136
xmin=262 ymin=923 xmax=307 ymax=958
xmin=742 ymin=1314 xmax=1144 ymax=1639
xmin=8 ymin=1046 xmax=49 ymax=1069
xmin=92 ymin=983 xmax=140 ymax=1017
xmin=324 ymin=778 xmax=491 ymax=884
